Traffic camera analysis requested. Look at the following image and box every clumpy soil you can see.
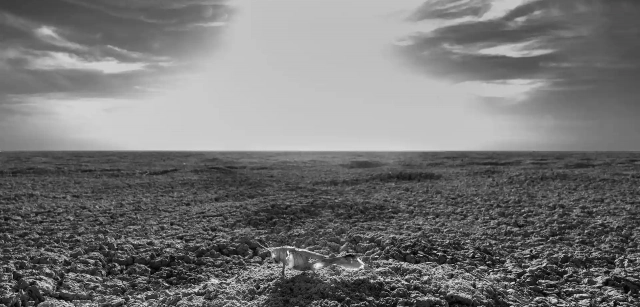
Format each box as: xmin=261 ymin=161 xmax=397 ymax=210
xmin=0 ymin=151 xmax=639 ymax=307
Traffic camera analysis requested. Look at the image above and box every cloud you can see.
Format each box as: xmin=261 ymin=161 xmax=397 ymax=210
xmin=0 ymin=10 xmax=34 ymax=31
xmin=0 ymin=44 xmax=148 ymax=74
xmin=0 ymin=44 xmax=169 ymax=101
xmin=409 ymin=0 xmax=490 ymax=21
xmin=396 ymin=0 xmax=640 ymax=109
xmin=33 ymin=26 xmax=86 ymax=50
xmin=469 ymin=39 xmax=555 ymax=58
xmin=0 ymin=0 xmax=230 ymax=106
xmin=386 ymin=0 xmax=640 ymax=150
xmin=27 ymin=51 xmax=147 ymax=73
xmin=101 ymin=45 xmax=171 ymax=62
xmin=63 ymin=0 xmax=230 ymax=10
xmin=456 ymin=79 xmax=547 ymax=101
xmin=1 ymin=0 xmax=232 ymax=58
xmin=59 ymin=0 xmax=232 ymax=27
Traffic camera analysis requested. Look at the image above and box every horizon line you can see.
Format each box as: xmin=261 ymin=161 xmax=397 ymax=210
xmin=2 ymin=150 xmax=640 ymax=153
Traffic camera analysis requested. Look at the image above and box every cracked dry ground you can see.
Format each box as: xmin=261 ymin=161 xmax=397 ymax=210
xmin=1 ymin=152 xmax=639 ymax=307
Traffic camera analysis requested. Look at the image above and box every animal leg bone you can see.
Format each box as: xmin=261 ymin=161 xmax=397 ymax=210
xmin=281 ymin=262 xmax=285 ymax=278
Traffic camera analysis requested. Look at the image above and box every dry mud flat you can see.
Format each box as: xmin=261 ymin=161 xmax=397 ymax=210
xmin=0 ymin=151 xmax=639 ymax=307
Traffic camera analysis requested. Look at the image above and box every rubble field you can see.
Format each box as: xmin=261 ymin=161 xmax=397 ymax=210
xmin=0 ymin=151 xmax=638 ymax=307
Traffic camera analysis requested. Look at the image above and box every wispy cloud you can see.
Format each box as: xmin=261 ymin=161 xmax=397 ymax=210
xmin=102 ymin=45 xmax=170 ymax=62
xmin=473 ymin=40 xmax=555 ymax=58
xmin=0 ymin=0 xmax=229 ymax=100
xmin=0 ymin=11 xmax=34 ymax=31
xmin=26 ymin=50 xmax=147 ymax=74
xmin=456 ymin=78 xmax=547 ymax=101
xmin=59 ymin=0 xmax=231 ymax=27
xmin=33 ymin=26 xmax=86 ymax=50
xmin=397 ymin=0 xmax=640 ymax=107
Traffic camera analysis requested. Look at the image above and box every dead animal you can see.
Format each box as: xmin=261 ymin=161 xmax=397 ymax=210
xmin=258 ymin=243 xmax=366 ymax=277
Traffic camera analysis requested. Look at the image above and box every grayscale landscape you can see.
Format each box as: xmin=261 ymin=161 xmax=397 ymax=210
xmin=2 ymin=0 xmax=640 ymax=306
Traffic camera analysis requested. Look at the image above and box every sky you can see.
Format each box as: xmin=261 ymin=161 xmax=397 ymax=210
xmin=1 ymin=0 xmax=639 ymax=151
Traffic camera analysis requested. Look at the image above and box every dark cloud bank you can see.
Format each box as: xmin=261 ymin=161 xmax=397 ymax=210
xmin=395 ymin=0 xmax=640 ymax=150
xmin=0 ymin=0 xmax=232 ymax=106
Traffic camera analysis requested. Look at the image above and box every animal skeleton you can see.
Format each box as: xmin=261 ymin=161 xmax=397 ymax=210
xmin=259 ymin=243 xmax=366 ymax=277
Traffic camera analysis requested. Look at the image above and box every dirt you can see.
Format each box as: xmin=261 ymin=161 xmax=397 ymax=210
xmin=0 ymin=151 xmax=638 ymax=307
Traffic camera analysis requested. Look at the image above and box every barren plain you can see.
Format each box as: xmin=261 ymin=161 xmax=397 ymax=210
xmin=0 ymin=151 xmax=639 ymax=307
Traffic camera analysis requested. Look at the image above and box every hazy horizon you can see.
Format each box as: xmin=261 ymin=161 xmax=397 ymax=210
xmin=2 ymin=0 xmax=640 ymax=151
xmin=2 ymin=149 xmax=639 ymax=154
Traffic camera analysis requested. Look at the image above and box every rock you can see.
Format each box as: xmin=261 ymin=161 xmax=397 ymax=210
xmin=612 ymin=295 xmax=626 ymax=302
xmin=37 ymin=267 xmax=57 ymax=280
xmin=392 ymin=288 xmax=409 ymax=298
xmin=104 ymin=258 xmax=120 ymax=272
xmin=530 ymin=285 xmax=544 ymax=293
xmin=84 ymin=253 xmax=107 ymax=266
xmin=255 ymin=249 xmax=269 ymax=260
xmin=105 ymin=238 xmax=117 ymax=251
xmin=522 ymin=274 xmax=538 ymax=286
xmin=355 ymin=243 xmax=375 ymax=254
xmin=32 ymin=252 xmax=67 ymax=265
xmin=303 ymin=237 xmax=315 ymax=246
xmin=350 ymin=235 xmax=363 ymax=244
xmin=391 ymin=252 xmax=404 ymax=262
xmin=126 ymin=264 xmax=151 ymax=276
xmin=215 ymin=243 xmax=227 ymax=252
xmin=102 ymin=298 xmax=125 ymax=307
xmin=414 ymin=297 xmax=432 ymax=307
xmin=149 ymin=257 xmax=170 ymax=270
xmin=22 ymin=277 xmax=56 ymax=298
xmin=58 ymin=283 xmax=92 ymax=301
xmin=194 ymin=257 xmax=208 ymax=266
xmin=0 ymin=293 xmax=17 ymax=306
xmin=133 ymin=254 xmax=150 ymax=265
xmin=243 ymin=250 xmax=253 ymax=259
xmin=176 ymin=254 xmax=193 ymax=264
xmin=37 ymin=298 xmax=75 ymax=307
xmin=235 ymin=243 xmax=249 ymax=254
xmin=213 ymin=261 xmax=225 ymax=268
xmin=111 ymin=254 xmax=133 ymax=266
xmin=14 ymin=260 xmax=28 ymax=270
xmin=205 ymin=251 xmax=222 ymax=259
xmin=194 ymin=247 xmax=208 ymax=257
xmin=25 ymin=284 xmax=45 ymax=304
xmin=246 ymin=240 xmax=260 ymax=250
xmin=101 ymin=279 xmax=128 ymax=297
xmin=70 ymin=262 xmax=96 ymax=276
xmin=445 ymin=292 xmax=474 ymax=305
xmin=326 ymin=242 xmax=341 ymax=253
xmin=571 ymin=257 xmax=585 ymax=267
xmin=595 ymin=276 xmax=611 ymax=287
xmin=69 ymin=249 xmax=84 ymax=258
